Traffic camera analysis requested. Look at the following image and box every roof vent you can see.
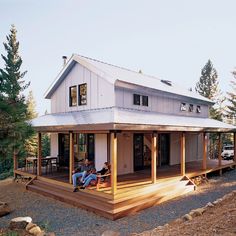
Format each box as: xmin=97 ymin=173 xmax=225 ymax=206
xmin=161 ymin=80 xmax=172 ymax=86
xmin=62 ymin=56 xmax=67 ymax=66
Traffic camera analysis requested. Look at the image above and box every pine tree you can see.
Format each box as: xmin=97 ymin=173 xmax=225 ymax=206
xmin=195 ymin=59 xmax=223 ymax=121
xmin=226 ymin=70 xmax=236 ymax=124
xmin=0 ymin=25 xmax=33 ymax=175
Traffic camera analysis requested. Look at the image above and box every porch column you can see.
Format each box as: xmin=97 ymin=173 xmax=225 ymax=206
xmin=234 ymin=133 xmax=236 ymax=163
xmin=203 ymin=132 xmax=207 ymax=170
xmin=218 ymin=133 xmax=222 ymax=167
xmin=151 ymin=132 xmax=157 ymax=183
xmin=37 ymin=132 xmax=42 ymax=176
xmin=69 ymin=131 xmax=74 ymax=184
xmin=180 ymin=132 xmax=186 ymax=176
xmin=110 ymin=132 xmax=117 ymax=196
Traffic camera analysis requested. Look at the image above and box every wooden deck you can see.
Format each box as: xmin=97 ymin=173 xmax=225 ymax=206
xmin=15 ymin=159 xmax=236 ymax=220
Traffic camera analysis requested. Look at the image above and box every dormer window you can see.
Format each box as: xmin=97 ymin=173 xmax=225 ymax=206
xmin=142 ymin=96 xmax=148 ymax=106
xmin=180 ymin=103 xmax=187 ymax=111
xmin=189 ymin=104 xmax=194 ymax=112
xmin=69 ymin=86 xmax=77 ymax=107
xmin=196 ymin=105 xmax=201 ymax=113
xmin=133 ymin=94 xmax=141 ymax=105
xmin=78 ymin=83 xmax=87 ymax=105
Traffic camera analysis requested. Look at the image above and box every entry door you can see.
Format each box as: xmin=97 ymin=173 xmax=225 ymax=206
xmin=158 ymin=134 xmax=170 ymax=166
xmin=58 ymin=133 xmax=70 ymax=167
xmin=134 ymin=134 xmax=144 ymax=171
xmin=87 ymin=134 xmax=95 ymax=162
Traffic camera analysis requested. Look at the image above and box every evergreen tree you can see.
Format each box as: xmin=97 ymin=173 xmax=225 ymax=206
xmin=195 ymin=59 xmax=223 ymax=121
xmin=226 ymin=70 xmax=236 ymax=124
xmin=0 ymin=25 xmax=33 ymax=175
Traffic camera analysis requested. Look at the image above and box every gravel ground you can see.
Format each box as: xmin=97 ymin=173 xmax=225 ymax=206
xmin=0 ymin=169 xmax=236 ymax=236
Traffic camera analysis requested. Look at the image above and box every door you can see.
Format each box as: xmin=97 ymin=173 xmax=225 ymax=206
xmin=87 ymin=134 xmax=95 ymax=162
xmin=158 ymin=134 xmax=170 ymax=166
xmin=58 ymin=133 xmax=70 ymax=167
xmin=133 ymin=134 xmax=144 ymax=171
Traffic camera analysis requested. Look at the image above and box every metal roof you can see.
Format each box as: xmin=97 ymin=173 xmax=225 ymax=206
xmin=31 ymin=107 xmax=235 ymax=132
xmin=45 ymin=54 xmax=213 ymax=104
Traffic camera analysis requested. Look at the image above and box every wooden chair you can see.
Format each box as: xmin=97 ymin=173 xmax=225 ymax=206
xmin=90 ymin=173 xmax=111 ymax=190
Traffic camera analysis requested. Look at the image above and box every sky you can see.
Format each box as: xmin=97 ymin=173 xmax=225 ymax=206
xmin=1 ymin=0 xmax=236 ymax=115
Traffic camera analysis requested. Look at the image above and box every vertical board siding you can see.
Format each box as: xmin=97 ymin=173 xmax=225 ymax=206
xmin=50 ymin=63 xmax=115 ymax=113
xmin=95 ymin=134 xmax=108 ymax=170
xmin=50 ymin=133 xmax=58 ymax=157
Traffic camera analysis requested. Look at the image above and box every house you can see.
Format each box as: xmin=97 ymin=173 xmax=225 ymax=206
xmin=14 ymin=54 xmax=236 ymax=219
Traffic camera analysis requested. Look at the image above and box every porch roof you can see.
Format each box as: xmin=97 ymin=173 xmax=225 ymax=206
xmin=31 ymin=107 xmax=236 ymax=132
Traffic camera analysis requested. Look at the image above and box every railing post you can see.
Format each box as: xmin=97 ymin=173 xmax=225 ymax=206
xmin=110 ymin=132 xmax=117 ymax=196
xmin=203 ymin=132 xmax=207 ymax=170
xmin=37 ymin=132 xmax=42 ymax=176
xmin=180 ymin=132 xmax=186 ymax=176
xmin=69 ymin=131 xmax=74 ymax=184
xmin=151 ymin=132 xmax=157 ymax=183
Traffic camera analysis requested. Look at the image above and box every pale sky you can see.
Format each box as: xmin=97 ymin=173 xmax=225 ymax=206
xmin=1 ymin=0 xmax=236 ymax=115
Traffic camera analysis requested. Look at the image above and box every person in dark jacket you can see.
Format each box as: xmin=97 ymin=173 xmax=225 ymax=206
xmin=79 ymin=162 xmax=110 ymax=190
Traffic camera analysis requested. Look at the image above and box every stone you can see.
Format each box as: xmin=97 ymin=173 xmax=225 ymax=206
xmin=173 ymin=218 xmax=183 ymax=224
xmin=182 ymin=214 xmax=192 ymax=221
xmin=206 ymin=202 xmax=214 ymax=208
xmin=26 ymin=222 xmax=37 ymax=231
xmin=155 ymin=226 xmax=164 ymax=230
xmin=9 ymin=216 xmax=32 ymax=230
xmin=0 ymin=201 xmax=11 ymax=217
xmin=101 ymin=230 xmax=120 ymax=236
xmin=29 ymin=226 xmax=42 ymax=235
xmin=190 ymin=208 xmax=205 ymax=217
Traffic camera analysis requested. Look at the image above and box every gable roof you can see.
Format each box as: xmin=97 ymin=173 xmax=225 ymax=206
xmin=45 ymin=54 xmax=213 ymax=104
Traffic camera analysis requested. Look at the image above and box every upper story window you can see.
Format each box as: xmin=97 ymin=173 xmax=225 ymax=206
xmin=78 ymin=83 xmax=87 ymax=106
xmin=142 ymin=95 xmax=148 ymax=106
xmin=189 ymin=104 xmax=194 ymax=112
xmin=196 ymin=105 xmax=201 ymax=113
xmin=69 ymin=86 xmax=77 ymax=107
xmin=180 ymin=102 xmax=187 ymax=111
xmin=133 ymin=94 xmax=141 ymax=105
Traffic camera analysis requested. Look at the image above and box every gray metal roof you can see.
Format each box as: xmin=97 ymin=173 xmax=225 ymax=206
xmin=45 ymin=54 xmax=213 ymax=104
xmin=31 ymin=107 xmax=235 ymax=132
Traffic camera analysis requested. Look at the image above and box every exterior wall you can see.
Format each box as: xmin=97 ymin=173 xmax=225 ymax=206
xmin=115 ymin=86 xmax=209 ymax=118
xmin=95 ymin=134 xmax=108 ymax=170
xmin=50 ymin=133 xmax=58 ymax=157
xmin=51 ymin=63 xmax=115 ymax=113
xmin=117 ymin=132 xmax=134 ymax=175
xmin=170 ymin=133 xmax=203 ymax=165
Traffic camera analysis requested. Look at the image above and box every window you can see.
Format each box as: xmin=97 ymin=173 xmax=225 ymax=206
xmin=180 ymin=102 xmax=187 ymax=111
xmin=78 ymin=83 xmax=87 ymax=105
xmin=69 ymin=86 xmax=77 ymax=106
xmin=133 ymin=94 xmax=141 ymax=105
xmin=142 ymin=95 xmax=148 ymax=106
xmin=196 ymin=105 xmax=201 ymax=113
xmin=189 ymin=104 xmax=194 ymax=112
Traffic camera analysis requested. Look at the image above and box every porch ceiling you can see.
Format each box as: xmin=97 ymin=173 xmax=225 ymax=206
xmin=31 ymin=107 xmax=236 ymax=133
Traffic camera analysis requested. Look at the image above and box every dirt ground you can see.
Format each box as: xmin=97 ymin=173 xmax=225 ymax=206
xmin=137 ymin=191 xmax=236 ymax=236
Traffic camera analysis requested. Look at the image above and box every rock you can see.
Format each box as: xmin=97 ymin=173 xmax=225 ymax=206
xmin=0 ymin=201 xmax=11 ymax=217
xmin=190 ymin=208 xmax=205 ymax=217
xmin=206 ymin=202 xmax=214 ymax=208
xmin=101 ymin=230 xmax=120 ymax=236
xmin=155 ymin=226 xmax=164 ymax=230
xmin=182 ymin=214 xmax=192 ymax=221
xmin=9 ymin=216 xmax=32 ymax=230
xmin=26 ymin=222 xmax=38 ymax=231
xmin=29 ymin=226 xmax=42 ymax=235
xmin=173 ymin=218 xmax=183 ymax=224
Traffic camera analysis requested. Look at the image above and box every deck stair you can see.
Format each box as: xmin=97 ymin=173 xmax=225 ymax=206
xmin=26 ymin=175 xmax=195 ymax=220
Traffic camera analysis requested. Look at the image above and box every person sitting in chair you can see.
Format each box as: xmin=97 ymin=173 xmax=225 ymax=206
xmin=72 ymin=159 xmax=92 ymax=192
xmin=79 ymin=162 xmax=110 ymax=190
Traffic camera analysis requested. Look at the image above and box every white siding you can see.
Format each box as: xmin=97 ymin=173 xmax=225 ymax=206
xmin=95 ymin=134 xmax=107 ymax=170
xmin=50 ymin=133 xmax=58 ymax=157
xmin=115 ymin=87 xmax=209 ymax=118
xmin=117 ymin=133 xmax=134 ymax=175
xmin=170 ymin=133 xmax=181 ymax=165
xmin=51 ymin=63 xmax=115 ymax=113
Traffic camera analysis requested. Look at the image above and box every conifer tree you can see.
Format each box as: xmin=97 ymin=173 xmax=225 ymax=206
xmin=0 ymin=25 xmax=33 ymax=175
xmin=226 ymin=70 xmax=236 ymax=124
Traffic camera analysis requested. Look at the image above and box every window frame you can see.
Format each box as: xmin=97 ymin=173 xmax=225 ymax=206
xmin=142 ymin=95 xmax=149 ymax=106
xmin=133 ymin=94 xmax=141 ymax=105
xmin=180 ymin=102 xmax=187 ymax=111
xmin=78 ymin=83 xmax=87 ymax=106
xmin=69 ymin=85 xmax=77 ymax=107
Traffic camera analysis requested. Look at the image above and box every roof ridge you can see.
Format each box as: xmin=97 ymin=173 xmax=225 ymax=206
xmin=76 ymin=53 xmax=163 ymax=82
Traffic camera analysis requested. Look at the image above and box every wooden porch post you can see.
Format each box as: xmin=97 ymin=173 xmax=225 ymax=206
xmin=110 ymin=132 xmax=117 ymax=196
xmin=234 ymin=133 xmax=236 ymax=163
xmin=69 ymin=131 xmax=74 ymax=184
xmin=37 ymin=132 xmax=42 ymax=176
xmin=180 ymin=132 xmax=186 ymax=176
xmin=203 ymin=132 xmax=207 ymax=170
xmin=151 ymin=132 xmax=157 ymax=183
xmin=218 ymin=133 xmax=222 ymax=167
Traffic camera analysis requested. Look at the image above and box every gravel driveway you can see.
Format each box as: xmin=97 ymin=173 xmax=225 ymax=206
xmin=0 ymin=169 xmax=236 ymax=236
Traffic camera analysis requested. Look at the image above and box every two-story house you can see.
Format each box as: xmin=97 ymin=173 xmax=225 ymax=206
xmin=15 ymin=54 xmax=236 ymax=219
